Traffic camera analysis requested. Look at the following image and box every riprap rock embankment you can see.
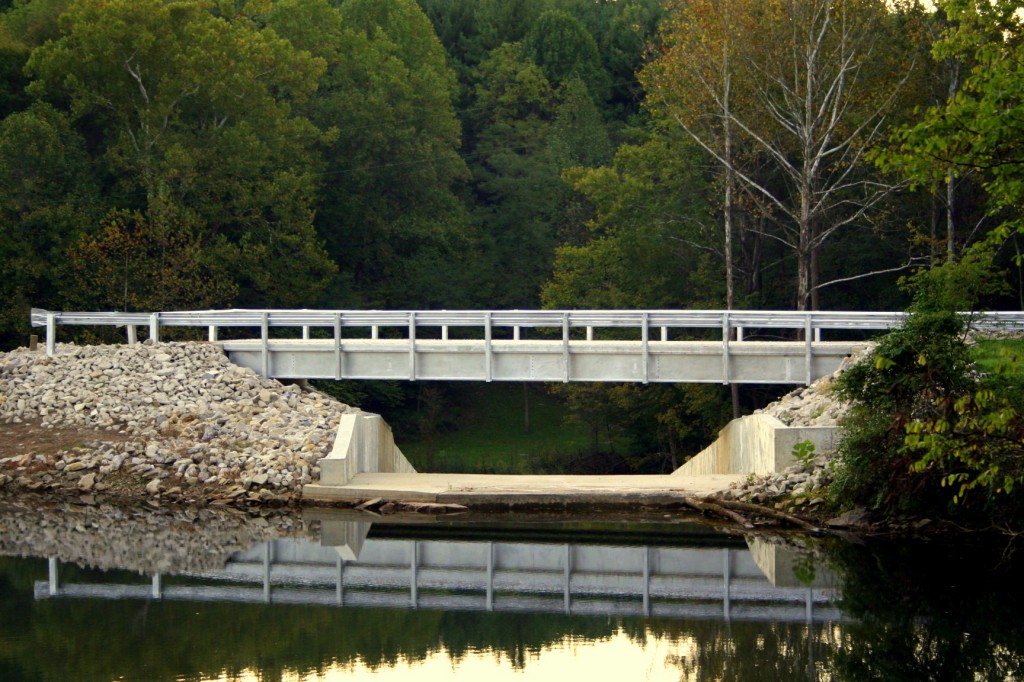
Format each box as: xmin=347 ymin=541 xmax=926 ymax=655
xmin=0 ymin=342 xmax=358 ymax=503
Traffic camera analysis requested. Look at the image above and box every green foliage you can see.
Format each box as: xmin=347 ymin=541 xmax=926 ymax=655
xmin=523 ymin=9 xmax=606 ymax=100
xmin=831 ymin=252 xmax=1024 ymax=518
xmin=469 ymin=42 xmax=607 ymax=307
xmin=0 ymin=101 xmax=96 ymax=346
xmin=64 ymin=208 xmax=237 ymax=312
xmin=974 ymin=339 xmax=1024 ymax=375
xmin=398 ymin=383 xmax=596 ymax=474
xmin=295 ymin=0 xmax=480 ymax=308
xmin=876 ymin=0 xmax=1024 ymax=245
xmin=24 ymin=0 xmax=336 ymax=307
xmin=791 ymin=439 xmax=816 ymax=468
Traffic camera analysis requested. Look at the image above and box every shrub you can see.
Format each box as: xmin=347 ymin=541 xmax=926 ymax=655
xmin=829 ymin=251 xmax=1024 ymax=519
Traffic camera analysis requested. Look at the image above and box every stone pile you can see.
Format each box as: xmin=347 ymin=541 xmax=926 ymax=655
xmin=717 ymin=455 xmax=831 ymax=512
xmin=0 ymin=342 xmax=359 ymax=503
xmin=753 ymin=345 xmax=871 ymax=427
xmin=0 ymin=496 xmax=313 ymax=574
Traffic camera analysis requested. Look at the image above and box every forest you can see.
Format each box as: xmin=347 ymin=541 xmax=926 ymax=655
xmin=0 ymin=0 xmax=1022 ymax=471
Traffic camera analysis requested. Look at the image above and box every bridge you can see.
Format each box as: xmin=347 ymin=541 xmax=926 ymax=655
xmin=31 ymin=308 xmax=1024 ymax=385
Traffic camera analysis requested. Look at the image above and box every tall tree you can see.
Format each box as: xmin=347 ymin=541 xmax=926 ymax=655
xmin=644 ymin=0 xmax=918 ymax=310
xmin=273 ymin=0 xmax=479 ymax=308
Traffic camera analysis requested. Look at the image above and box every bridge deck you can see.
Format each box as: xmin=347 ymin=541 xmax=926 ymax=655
xmin=303 ymin=472 xmax=745 ymax=506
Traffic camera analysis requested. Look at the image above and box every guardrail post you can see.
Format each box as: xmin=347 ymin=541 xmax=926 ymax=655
xmin=642 ymin=547 xmax=651 ymax=617
xmin=721 ymin=312 xmax=730 ymax=384
xmin=563 ymin=544 xmax=572 ymax=614
xmin=586 ymin=326 xmax=594 ymax=341
xmin=371 ymin=325 xmax=379 ymax=340
xmin=441 ymin=324 xmax=449 ymax=341
xmin=661 ymin=326 xmax=668 ymax=342
xmin=484 ymin=311 xmax=493 ymax=382
xmin=513 ymin=325 xmax=520 ymax=341
xmin=723 ymin=549 xmax=732 ymax=621
xmin=261 ymin=312 xmax=269 ymax=377
xmin=46 ymin=313 xmax=55 ymax=356
xmin=302 ymin=325 xmax=310 ymax=340
xmin=562 ymin=313 xmax=570 ymax=383
xmin=486 ymin=542 xmax=495 ymax=612
xmin=334 ymin=313 xmax=343 ymax=380
xmin=127 ymin=325 xmax=137 ymax=346
xmin=149 ymin=313 xmax=159 ymax=344
xmin=408 ymin=312 xmax=416 ymax=381
xmin=208 ymin=325 xmax=218 ymax=342
xmin=805 ymin=314 xmax=813 ymax=385
xmin=410 ymin=541 xmax=419 ymax=608
xmin=736 ymin=326 xmax=744 ymax=342
xmin=641 ymin=312 xmax=650 ymax=384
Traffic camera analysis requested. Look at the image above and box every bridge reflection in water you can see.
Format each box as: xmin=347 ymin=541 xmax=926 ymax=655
xmin=36 ymin=516 xmax=839 ymax=624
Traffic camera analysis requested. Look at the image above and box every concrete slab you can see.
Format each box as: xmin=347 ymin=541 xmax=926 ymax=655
xmin=303 ymin=472 xmax=744 ymax=508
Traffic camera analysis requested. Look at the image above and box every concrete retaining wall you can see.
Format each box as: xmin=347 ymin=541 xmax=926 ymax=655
xmin=319 ymin=413 xmax=416 ymax=486
xmin=672 ymin=413 xmax=838 ymax=477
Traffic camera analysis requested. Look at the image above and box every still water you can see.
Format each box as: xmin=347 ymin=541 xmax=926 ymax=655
xmin=0 ymin=497 xmax=1022 ymax=681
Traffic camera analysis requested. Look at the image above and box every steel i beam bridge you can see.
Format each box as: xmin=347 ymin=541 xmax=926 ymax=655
xmin=31 ymin=308 xmax=1024 ymax=385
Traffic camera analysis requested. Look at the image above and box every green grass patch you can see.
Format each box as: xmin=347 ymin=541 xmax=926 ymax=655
xmin=398 ymin=383 xmax=605 ymax=474
xmin=973 ymin=339 xmax=1024 ymax=375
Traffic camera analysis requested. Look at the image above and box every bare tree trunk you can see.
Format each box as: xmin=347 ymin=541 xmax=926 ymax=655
xmin=810 ymin=220 xmax=821 ymax=312
xmin=946 ymin=171 xmax=956 ymax=261
xmin=946 ymin=60 xmax=960 ymax=262
xmin=722 ymin=45 xmax=740 ymax=419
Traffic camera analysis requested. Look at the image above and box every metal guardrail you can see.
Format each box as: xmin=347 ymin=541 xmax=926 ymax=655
xmin=33 ymin=307 xmax=1024 ymax=339
xmin=29 ymin=307 xmax=1024 ymax=384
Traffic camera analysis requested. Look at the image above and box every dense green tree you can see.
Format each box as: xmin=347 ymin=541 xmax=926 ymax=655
xmin=0 ymin=0 xmax=70 ymax=47
xmin=0 ymin=102 xmax=96 ymax=347
xmin=25 ymin=0 xmax=335 ymax=307
xmin=64 ymin=207 xmax=237 ymax=313
xmin=523 ymin=9 xmax=606 ymax=101
xmin=830 ymin=251 xmax=1024 ymax=518
xmin=469 ymin=42 xmax=562 ymax=307
xmin=279 ymin=0 xmax=481 ymax=308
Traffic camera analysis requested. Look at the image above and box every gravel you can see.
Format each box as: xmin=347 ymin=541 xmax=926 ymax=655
xmin=0 ymin=341 xmax=360 ymax=504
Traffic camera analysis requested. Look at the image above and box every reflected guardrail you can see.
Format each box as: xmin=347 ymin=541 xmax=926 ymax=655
xmin=36 ymin=536 xmax=840 ymax=623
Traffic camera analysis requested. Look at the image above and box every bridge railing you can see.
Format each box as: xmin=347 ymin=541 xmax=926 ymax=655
xmin=30 ymin=307 xmax=1024 ymax=355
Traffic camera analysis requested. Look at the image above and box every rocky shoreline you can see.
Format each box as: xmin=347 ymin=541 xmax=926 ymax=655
xmin=0 ymin=342 xmax=359 ymax=504
xmin=1 ymin=339 xmax=869 ymax=525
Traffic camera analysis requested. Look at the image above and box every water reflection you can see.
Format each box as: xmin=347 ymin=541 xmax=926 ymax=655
xmin=0 ymin=496 xmax=1022 ymax=681
xmin=39 ymin=515 xmax=837 ymax=624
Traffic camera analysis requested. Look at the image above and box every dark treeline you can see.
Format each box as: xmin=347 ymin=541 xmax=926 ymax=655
xmin=1 ymin=0 xmax=1021 ymax=468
